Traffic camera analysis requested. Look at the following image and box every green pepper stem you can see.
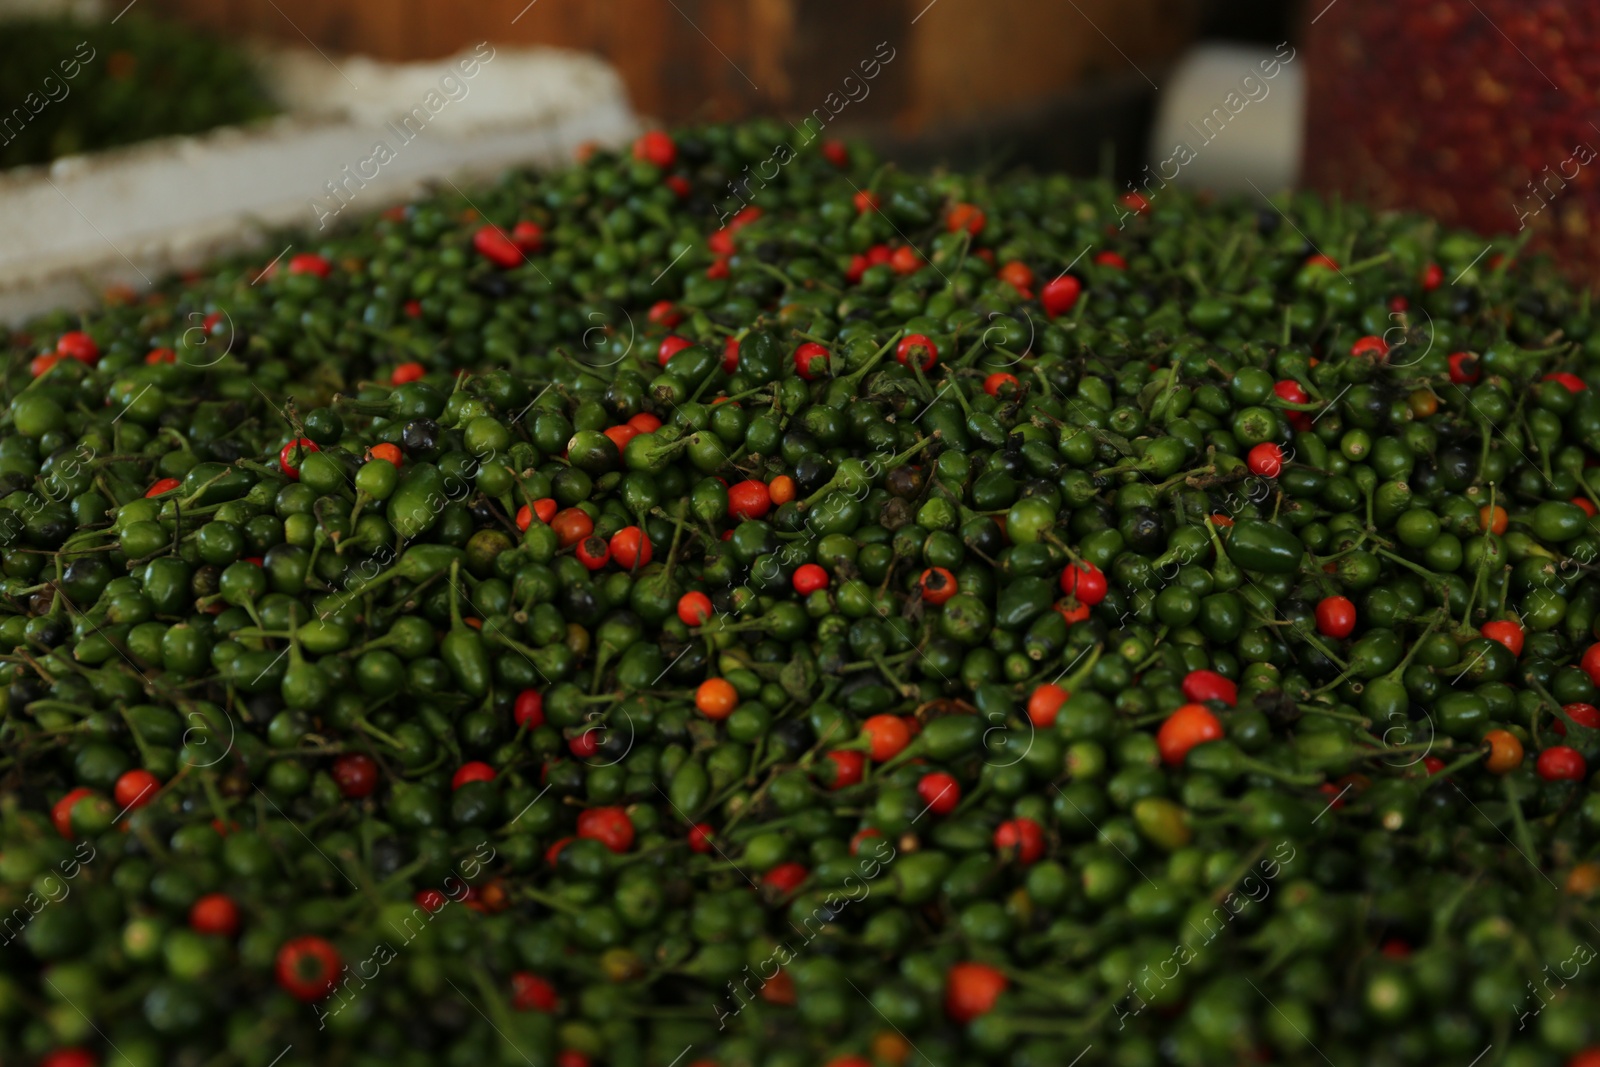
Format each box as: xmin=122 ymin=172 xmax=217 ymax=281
xmin=839 ymin=329 xmax=906 ymax=389
xmin=1417 ymin=748 xmax=1486 ymax=790
xmin=799 ymin=436 xmax=934 ymax=509
xmin=1524 ymin=676 xmax=1578 ymax=748
xmin=355 ymin=719 xmax=406 ymax=751
xmin=1298 ymin=705 xmax=1369 ymax=727
xmin=1503 ymin=775 xmax=1542 ymax=871
xmin=1372 ymin=547 xmax=1449 ymax=591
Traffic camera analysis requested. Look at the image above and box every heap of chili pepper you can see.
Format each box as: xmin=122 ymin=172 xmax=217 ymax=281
xmin=3 ymin=120 xmax=1600 ymax=1067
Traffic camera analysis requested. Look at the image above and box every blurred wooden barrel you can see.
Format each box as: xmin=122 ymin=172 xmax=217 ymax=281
xmin=148 ymin=0 xmax=1200 ymax=138
xmin=1303 ymin=1 xmax=1599 ymax=280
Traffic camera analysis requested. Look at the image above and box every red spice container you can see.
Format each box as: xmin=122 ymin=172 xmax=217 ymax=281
xmin=1303 ymin=2 xmax=1599 ymax=278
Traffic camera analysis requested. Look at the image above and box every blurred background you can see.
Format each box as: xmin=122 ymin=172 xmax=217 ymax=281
xmin=134 ymin=0 xmax=1299 ymax=175
xmin=1 ymin=0 xmax=1596 ymax=319
xmin=2 ymin=0 xmax=1303 ymax=176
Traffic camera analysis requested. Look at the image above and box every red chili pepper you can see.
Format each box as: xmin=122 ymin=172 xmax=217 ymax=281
xmin=1247 ymin=442 xmax=1284 ymax=477
xmin=1026 ymin=683 xmax=1069 ymax=728
xmin=1059 ymin=561 xmax=1107 ymax=605
xmin=1350 ymin=335 xmax=1390 ymax=361
xmin=391 ymin=361 xmax=426 ymax=385
xmin=1040 ymin=274 xmax=1082 ymax=317
xmin=513 ymin=690 xmax=545 ymax=729
xmin=792 ymin=563 xmax=829 ymax=595
xmin=275 ymin=936 xmax=341 ymax=1001
xmin=917 ymin=772 xmax=961 ymax=816
xmin=687 ymin=823 xmax=716 ymax=853
xmin=1056 ymin=600 xmax=1091 ymax=626
xmin=189 ymin=893 xmax=240 ymax=937
xmin=1315 ymin=595 xmax=1358 ymax=638
xmin=896 ymin=333 xmax=938 ymax=371
xmin=545 ymin=836 xmax=573 ymax=865
xmin=52 ymin=787 xmax=95 ymax=838
xmin=945 ymin=961 xmax=1009 ymax=1024
xmin=511 ymin=971 xmax=560 ymax=1012
xmin=728 ymin=480 xmax=772 ymax=520
xmin=1481 ymin=619 xmax=1525 ymax=657
xmin=890 ymin=246 xmax=923 ymax=275
xmin=1536 ymin=745 xmax=1587 ymax=781
xmin=287 ymin=253 xmax=331 ymax=277
xmin=677 ymin=591 xmax=714 ymax=626
xmin=1274 ymin=379 xmax=1309 ymax=405
xmin=983 ymin=372 xmax=1020 ymax=397
xmin=575 ymin=536 xmax=612 ymax=571
xmin=1181 ymin=669 xmax=1237 ymax=706
xmin=1157 ymin=704 xmax=1224 ymax=765
xmin=278 ymin=437 xmax=320 ymax=480
xmin=998 ymin=260 xmax=1034 ymax=297
xmin=658 ymin=334 xmax=694 ymax=366
xmin=451 ymin=762 xmax=496 ymax=790
xmin=510 ymin=220 xmax=544 ymax=253
xmin=1447 ymin=352 xmax=1480 ymax=384
xmin=993 ymin=817 xmax=1045 ymax=864
xmin=793 ymin=342 xmax=832 ymax=381
xmin=331 ymin=753 xmax=378 ymax=798
xmin=472 ymin=225 xmax=522 ymax=269
xmin=577 ymin=806 xmax=636 ymax=853
xmin=56 ymin=330 xmax=99 ymax=364
xmin=861 ymin=715 xmax=912 ymax=761
xmin=762 ymin=861 xmax=809 ymax=895
xmin=603 ymin=424 xmax=639 ymax=452
xmin=113 ymin=769 xmax=160 ymax=811
xmin=632 ymin=129 xmax=677 ymax=168
xmin=608 ymin=526 xmax=651 ymax=570
xmin=946 ymin=202 xmax=986 ymax=235
xmin=919 ymin=567 xmax=958 ymax=606
xmin=41 ymin=1049 xmax=98 ymax=1067
xmin=824 ymin=749 xmax=864 ymax=789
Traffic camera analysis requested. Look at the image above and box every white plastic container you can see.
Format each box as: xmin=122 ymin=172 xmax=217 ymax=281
xmin=0 ymin=43 xmax=638 ymax=323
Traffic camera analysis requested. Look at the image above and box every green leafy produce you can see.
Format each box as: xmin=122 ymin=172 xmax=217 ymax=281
xmin=0 ymin=14 xmax=275 ymax=168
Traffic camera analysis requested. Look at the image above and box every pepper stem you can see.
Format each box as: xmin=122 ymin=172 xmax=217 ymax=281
xmin=840 ymin=329 xmax=905 ymax=389
xmin=447 ymin=560 xmax=465 ymax=629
